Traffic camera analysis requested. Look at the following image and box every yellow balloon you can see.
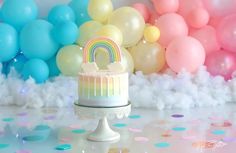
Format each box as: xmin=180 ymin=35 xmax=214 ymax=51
xmin=88 ymin=0 xmax=113 ymax=23
xmin=77 ymin=21 xmax=103 ymax=47
xmin=131 ymin=41 xmax=166 ymax=74
xmin=95 ymin=48 xmax=134 ymax=73
xmin=108 ymin=7 xmax=145 ymax=47
xmin=56 ymin=45 xmax=83 ymax=76
xmin=144 ymin=25 xmax=160 ymax=43
xmin=96 ymin=24 xmax=123 ymax=46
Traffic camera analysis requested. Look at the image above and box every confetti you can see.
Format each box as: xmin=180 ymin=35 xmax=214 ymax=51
xmin=192 ymin=141 xmax=215 ymax=149
xmin=212 ymin=130 xmax=226 ymax=135
xmin=17 ymin=112 xmax=28 ymax=117
xmin=113 ymin=123 xmax=127 ymax=128
xmin=108 ymin=148 xmax=129 ymax=153
xmin=172 ymin=127 xmax=186 ymax=132
xmin=72 ymin=129 xmax=86 ymax=134
xmin=34 ymin=125 xmax=50 ymax=131
xmin=171 ymin=114 xmax=184 ymax=118
xmin=134 ymin=137 xmax=149 ymax=142
xmin=55 ymin=144 xmax=72 ymax=151
xmin=22 ymin=135 xmax=44 ymax=142
xmin=2 ymin=118 xmax=14 ymax=122
xmin=155 ymin=142 xmax=170 ymax=148
xmin=128 ymin=128 xmax=142 ymax=133
xmin=128 ymin=115 xmax=141 ymax=119
xmin=211 ymin=121 xmax=232 ymax=128
xmin=43 ymin=115 xmax=56 ymax=120
xmin=16 ymin=150 xmax=32 ymax=153
xmin=0 ymin=144 xmax=9 ymax=149
xmin=222 ymin=137 xmax=236 ymax=143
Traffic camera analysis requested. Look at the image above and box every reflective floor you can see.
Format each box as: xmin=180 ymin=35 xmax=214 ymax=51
xmin=0 ymin=104 xmax=236 ymax=153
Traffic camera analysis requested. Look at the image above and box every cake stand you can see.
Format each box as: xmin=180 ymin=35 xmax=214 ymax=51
xmin=74 ymin=101 xmax=131 ymax=142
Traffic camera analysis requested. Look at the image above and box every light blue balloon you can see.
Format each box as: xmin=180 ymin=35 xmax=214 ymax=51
xmin=48 ymin=4 xmax=75 ymax=25
xmin=8 ymin=54 xmax=28 ymax=73
xmin=22 ymin=59 xmax=49 ymax=84
xmin=69 ymin=0 xmax=91 ymax=26
xmin=0 ymin=23 xmax=18 ymax=62
xmin=52 ymin=21 xmax=79 ymax=45
xmin=20 ymin=20 xmax=59 ymax=60
xmin=1 ymin=0 xmax=38 ymax=30
xmin=47 ymin=56 xmax=60 ymax=77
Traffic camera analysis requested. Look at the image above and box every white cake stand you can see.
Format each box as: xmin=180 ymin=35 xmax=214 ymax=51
xmin=74 ymin=101 xmax=131 ymax=142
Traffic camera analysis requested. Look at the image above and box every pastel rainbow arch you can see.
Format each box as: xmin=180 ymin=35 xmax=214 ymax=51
xmin=83 ymin=37 xmax=122 ymax=63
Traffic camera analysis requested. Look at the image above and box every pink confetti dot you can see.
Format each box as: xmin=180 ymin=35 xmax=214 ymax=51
xmin=128 ymin=128 xmax=142 ymax=133
xmin=134 ymin=137 xmax=149 ymax=142
xmin=16 ymin=150 xmax=32 ymax=153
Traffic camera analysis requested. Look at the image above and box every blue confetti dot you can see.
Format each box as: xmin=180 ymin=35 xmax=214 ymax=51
xmin=34 ymin=125 xmax=50 ymax=131
xmin=155 ymin=142 xmax=170 ymax=148
xmin=72 ymin=129 xmax=86 ymax=134
xmin=113 ymin=123 xmax=127 ymax=128
xmin=0 ymin=144 xmax=9 ymax=149
xmin=129 ymin=115 xmax=141 ymax=119
xmin=22 ymin=135 xmax=44 ymax=142
xmin=212 ymin=130 xmax=226 ymax=135
xmin=2 ymin=118 xmax=14 ymax=122
xmin=172 ymin=127 xmax=186 ymax=132
xmin=55 ymin=144 xmax=72 ymax=151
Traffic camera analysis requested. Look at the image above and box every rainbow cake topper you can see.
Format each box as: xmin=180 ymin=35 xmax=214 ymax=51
xmin=82 ymin=37 xmax=124 ymax=73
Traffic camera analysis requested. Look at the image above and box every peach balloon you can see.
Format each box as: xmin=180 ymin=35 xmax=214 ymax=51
xmin=190 ymin=26 xmax=220 ymax=54
xmin=155 ymin=13 xmax=188 ymax=47
xmin=166 ymin=36 xmax=205 ymax=73
xmin=187 ymin=8 xmax=209 ymax=29
xmin=131 ymin=41 xmax=166 ymax=74
xmin=152 ymin=0 xmax=179 ymax=14
xmin=205 ymin=50 xmax=236 ymax=80
xmin=178 ymin=0 xmax=203 ymax=17
xmin=132 ymin=3 xmax=150 ymax=22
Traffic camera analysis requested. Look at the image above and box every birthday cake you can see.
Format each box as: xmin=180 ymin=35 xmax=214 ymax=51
xmin=77 ymin=37 xmax=129 ymax=107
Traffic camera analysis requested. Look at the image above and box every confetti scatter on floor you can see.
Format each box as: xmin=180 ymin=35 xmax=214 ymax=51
xmin=0 ymin=104 xmax=235 ymax=153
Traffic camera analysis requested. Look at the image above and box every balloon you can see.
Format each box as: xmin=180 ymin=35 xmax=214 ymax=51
xmin=95 ymin=48 xmax=134 ymax=73
xmin=88 ymin=0 xmax=113 ymax=23
xmin=47 ymin=56 xmax=60 ymax=77
xmin=1 ymin=0 xmax=38 ymax=30
xmin=69 ymin=0 xmax=91 ymax=26
xmin=130 ymin=41 xmax=166 ymax=74
xmin=155 ymin=13 xmax=188 ymax=47
xmin=76 ymin=21 xmax=103 ymax=47
xmin=217 ymin=14 xmax=236 ymax=52
xmin=22 ymin=59 xmax=49 ymax=84
xmin=20 ymin=20 xmax=59 ymax=60
xmin=0 ymin=23 xmax=18 ymax=62
xmin=56 ymin=45 xmax=83 ymax=76
xmin=52 ymin=21 xmax=78 ymax=46
xmin=96 ymin=24 xmax=123 ymax=46
xmin=108 ymin=7 xmax=145 ymax=47
xmin=152 ymin=0 xmax=179 ymax=14
xmin=203 ymin=0 xmax=236 ymax=17
xmin=166 ymin=36 xmax=205 ymax=73
xmin=148 ymin=11 xmax=159 ymax=24
xmin=205 ymin=50 xmax=236 ymax=80
xmin=8 ymin=54 xmax=28 ymax=73
xmin=132 ymin=3 xmax=150 ymax=22
xmin=190 ymin=26 xmax=220 ymax=54
xmin=187 ymin=8 xmax=209 ymax=29
xmin=178 ymin=0 xmax=203 ymax=17
xmin=48 ymin=4 xmax=75 ymax=25
xmin=143 ymin=25 xmax=160 ymax=43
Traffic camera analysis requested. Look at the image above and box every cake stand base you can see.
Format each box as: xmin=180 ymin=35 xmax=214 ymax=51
xmin=74 ymin=102 xmax=131 ymax=142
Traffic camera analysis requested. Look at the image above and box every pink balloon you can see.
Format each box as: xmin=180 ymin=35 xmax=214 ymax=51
xmin=148 ymin=11 xmax=159 ymax=24
xmin=132 ymin=3 xmax=150 ymax=22
xmin=203 ymin=0 xmax=236 ymax=17
xmin=205 ymin=50 xmax=236 ymax=80
xmin=155 ymin=13 xmax=188 ymax=47
xmin=187 ymin=8 xmax=209 ymax=29
xmin=217 ymin=14 xmax=236 ymax=52
xmin=190 ymin=26 xmax=220 ymax=54
xmin=166 ymin=36 xmax=206 ymax=73
xmin=178 ymin=0 xmax=203 ymax=17
xmin=152 ymin=0 xmax=179 ymax=14
xmin=208 ymin=16 xmax=222 ymax=27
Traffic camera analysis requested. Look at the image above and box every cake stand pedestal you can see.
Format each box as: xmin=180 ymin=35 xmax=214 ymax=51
xmin=74 ymin=102 xmax=131 ymax=142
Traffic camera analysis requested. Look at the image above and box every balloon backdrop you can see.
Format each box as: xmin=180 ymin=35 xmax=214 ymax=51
xmin=47 ymin=56 xmax=60 ymax=77
xmin=143 ymin=25 xmax=160 ymax=43
xmin=152 ymin=0 xmax=179 ymax=14
xmin=108 ymin=7 xmax=145 ymax=47
xmin=187 ymin=8 xmax=209 ymax=28
xmin=1 ymin=0 xmax=38 ymax=30
xmin=0 ymin=23 xmax=18 ymax=62
xmin=132 ymin=3 xmax=150 ymax=22
xmin=166 ymin=36 xmax=205 ymax=73
xmin=56 ymin=45 xmax=83 ymax=76
xmin=20 ymin=19 xmax=59 ymax=60
xmin=8 ymin=54 xmax=28 ymax=73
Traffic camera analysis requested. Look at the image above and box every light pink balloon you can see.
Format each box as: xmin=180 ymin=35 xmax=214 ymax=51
xmin=205 ymin=50 xmax=236 ymax=80
xmin=166 ymin=36 xmax=206 ymax=73
xmin=203 ymin=0 xmax=236 ymax=17
xmin=152 ymin=0 xmax=179 ymax=14
xmin=190 ymin=26 xmax=220 ymax=54
xmin=217 ymin=14 xmax=236 ymax=52
xmin=155 ymin=13 xmax=188 ymax=47
xmin=178 ymin=0 xmax=204 ymax=18
xmin=208 ymin=17 xmax=222 ymax=27
xmin=132 ymin=3 xmax=150 ymax=23
xmin=187 ymin=8 xmax=209 ymax=29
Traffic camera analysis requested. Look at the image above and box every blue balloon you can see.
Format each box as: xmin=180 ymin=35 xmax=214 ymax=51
xmin=48 ymin=4 xmax=75 ymax=25
xmin=69 ymin=0 xmax=91 ymax=26
xmin=0 ymin=23 xmax=18 ymax=62
xmin=47 ymin=56 xmax=60 ymax=77
xmin=20 ymin=20 xmax=59 ymax=60
xmin=1 ymin=62 xmax=9 ymax=75
xmin=8 ymin=54 xmax=28 ymax=73
xmin=22 ymin=59 xmax=49 ymax=84
xmin=1 ymin=0 xmax=38 ymax=30
xmin=52 ymin=21 xmax=79 ymax=45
